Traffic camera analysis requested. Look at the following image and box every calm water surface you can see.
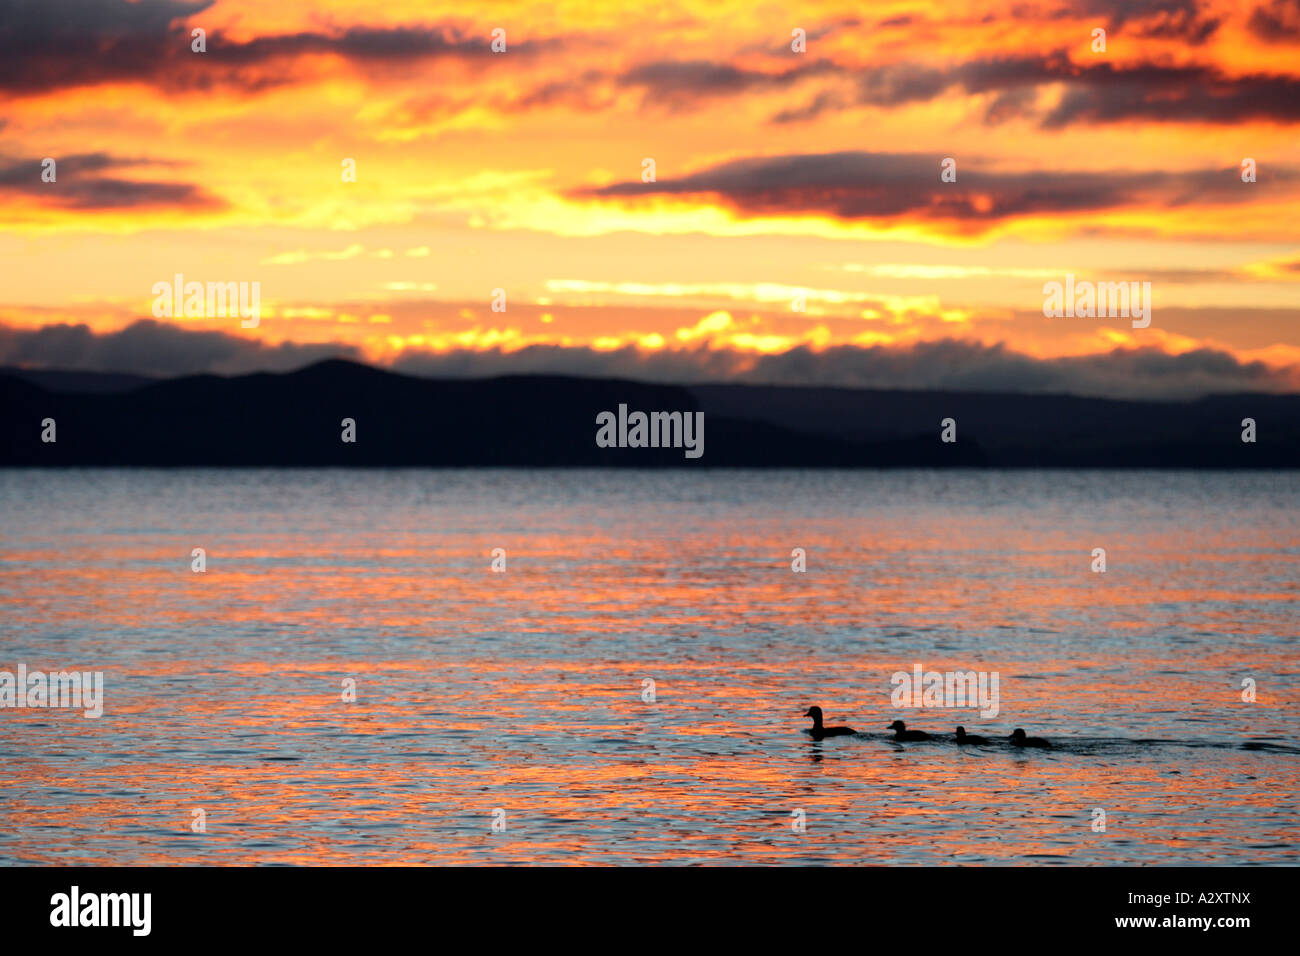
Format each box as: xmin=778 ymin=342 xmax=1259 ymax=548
xmin=1 ymin=469 xmax=1296 ymax=865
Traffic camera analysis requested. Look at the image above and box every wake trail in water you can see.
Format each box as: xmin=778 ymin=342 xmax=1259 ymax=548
xmin=838 ymin=733 xmax=1300 ymax=755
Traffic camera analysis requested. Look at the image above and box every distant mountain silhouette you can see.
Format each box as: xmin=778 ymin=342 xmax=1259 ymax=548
xmin=0 ymin=367 xmax=158 ymax=394
xmin=1 ymin=359 xmax=1295 ymax=466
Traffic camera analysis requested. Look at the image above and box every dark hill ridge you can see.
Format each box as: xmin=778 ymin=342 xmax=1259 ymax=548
xmin=0 ymin=367 xmax=159 ymax=394
xmin=0 ymin=358 xmax=1295 ymax=466
xmin=688 ymin=383 xmax=1300 ymax=466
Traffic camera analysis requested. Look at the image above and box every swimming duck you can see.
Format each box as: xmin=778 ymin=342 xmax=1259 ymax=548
xmin=954 ymin=726 xmax=989 ymax=745
xmin=803 ymin=706 xmax=855 ymax=739
xmin=1009 ymin=728 xmax=1051 ymax=748
xmin=887 ymin=720 xmax=932 ymax=741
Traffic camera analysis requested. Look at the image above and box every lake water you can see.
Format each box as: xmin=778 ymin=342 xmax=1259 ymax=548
xmin=1 ymin=469 xmax=1296 ymax=865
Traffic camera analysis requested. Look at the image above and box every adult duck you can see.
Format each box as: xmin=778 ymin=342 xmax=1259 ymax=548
xmin=803 ymin=706 xmax=855 ymax=740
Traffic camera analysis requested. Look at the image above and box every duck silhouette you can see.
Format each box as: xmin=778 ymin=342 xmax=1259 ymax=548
xmin=887 ymin=720 xmax=932 ymax=741
xmin=1009 ymin=728 xmax=1051 ymax=748
xmin=803 ymin=706 xmax=855 ymax=740
xmin=954 ymin=726 xmax=989 ymax=745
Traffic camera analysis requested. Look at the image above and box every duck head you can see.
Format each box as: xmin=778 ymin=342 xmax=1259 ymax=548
xmin=1009 ymin=728 xmax=1026 ymax=741
xmin=956 ymin=726 xmax=967 ymax=737
xmin=804 ymin=706 xmax=823 ymax=723
xmin=888 ymin=720 xmax=907 ymax=732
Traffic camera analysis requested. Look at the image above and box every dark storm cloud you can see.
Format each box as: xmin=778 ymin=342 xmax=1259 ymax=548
xmin=573 ymin=151 xmax=1294 ymax=225
xmin=0 ymin=0 xmax=552 ymax=95
xmin=41 ymin=178 xmax=216 ymax=209
xmin=773 ymin=53 xmax=1300 ymax=126
xmin=396 ymin=340 xmax=1298 ymax=400
xmin=0 ymin=320 xmax=359 ymax=376
xmin=0 ymin=152 xmax=125 ymax=185
xmin=1 ymin=0 xmax=211 ymax=32
xmin=739 ymin=340 xmax=1290 ymax=399
xmin=615 ymin=59 xmax=836 ymax=111
xmin=1059 ymin=0 xmax=1221 ymax=43
xmin=394 ymin=342 xmax=752 ymax=385
xmin=2 ymin=320 xmax=1294 ymax=398
xmin=619 ymin=60 xmax=792 ymax=95
xmin=5 ymin=0 xmax=1285 ymax=127
xmin=1039 ymin=62 xmax=1300 ymax=127
xmin=0 ymin=153 xmax=221 ymax=210
xmin=1248 ymin=0 xmax=1300 ymax=40
xmin=0 ymin=0 xmax=208 ymax=92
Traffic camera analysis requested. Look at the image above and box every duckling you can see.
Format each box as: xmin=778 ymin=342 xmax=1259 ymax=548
xmin=1009 ymin=728 xmax=1051 ymax=748
xmin=954 ymin=725 xmax=989 ymax=745
xmin=804 ymin=706 xmax=855 ymax=740
xmin=887 ymin=720 xmax=932 ymax=741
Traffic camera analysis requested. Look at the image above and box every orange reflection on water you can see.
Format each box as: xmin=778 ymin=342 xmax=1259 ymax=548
xmin=2 ymin=469 xmax=1297 ymax=863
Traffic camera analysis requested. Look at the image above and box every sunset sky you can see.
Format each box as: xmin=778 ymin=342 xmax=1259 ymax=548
xmin=2 ymin=0 xmax=1299 ymax=396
